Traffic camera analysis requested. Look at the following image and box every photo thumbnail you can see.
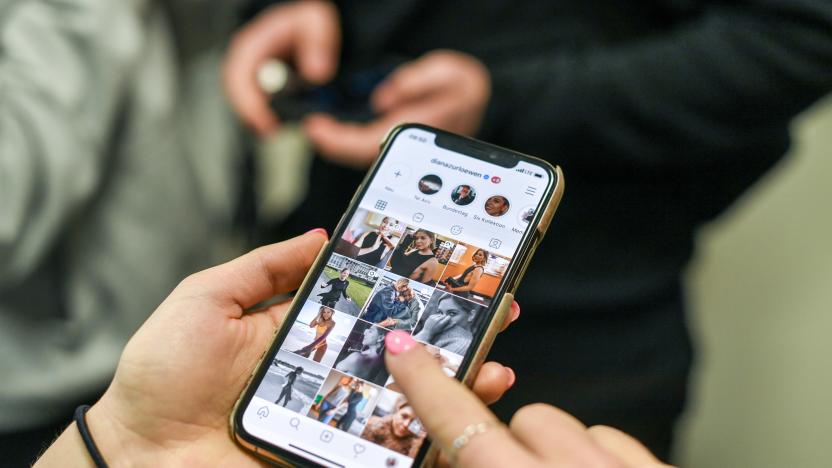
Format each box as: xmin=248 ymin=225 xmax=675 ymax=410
xmin=307 ymin=370 xmax=384 ymax=436
xmin=412 ymin=292 xmax=487 ymax=356
xmin=254 ymin=350 xmax=329 ymax=415
xmin=360 ymin=390 xmax=426 ymax=458
xmin=484 ymin=195 xmax=510 ymax=217
xmin=360 ymin=271 xmax=432 ymax=332
xmin=385 ymin=227 xmax=455 ymax=287
xmin=450 ymin=184 xmax=476 ymax=206
xmin=385 ymin=344 xmax=462 ymax=392
xmin=282 ymin=301 xmax=358 ymax=367
xmin=417 ymin=174 xmax=442 ymax=195
xmin=435 ymin=243 xmax=510 ymax=307
xmin=335 ymin=209 xmax=405 ymax=268
xmin=313 ymin=254 xmax=379 ymax=315
xmin=334 ymin=321 xmax=391 ymax=386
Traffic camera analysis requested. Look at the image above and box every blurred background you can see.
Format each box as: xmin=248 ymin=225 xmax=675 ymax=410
xmin=2 ymin=2 xmax=831 ymax=466
xmin=678 ymin=97 xmax=832 ymax=467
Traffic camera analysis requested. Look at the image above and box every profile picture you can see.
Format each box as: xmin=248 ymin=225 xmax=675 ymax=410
xmin=385 ymin=227 xmax=455 ymax=286
xmin=335 ymin=209 xmax=405 ymax=268
xmin=360 ymin=391 xmax=427 ymax=458
xmin=282 ymin=301 xmax=358 ymax=367
xmin=253 ymin=350 xmax=329 ymax=415
xmin=333 ymin=321 xmax=391 ymax=386
xmin=307 ymin=370 xmax=383 ymax=436
xmin=412 ymin=292 xmax=487 ymax=356
xmin=450 ymin=184 xmax=476 ymax=206
xmin=484 ymin=195 xmax=510 ymax=217
xmin=417 ymin=174 xmax=443 ymax=195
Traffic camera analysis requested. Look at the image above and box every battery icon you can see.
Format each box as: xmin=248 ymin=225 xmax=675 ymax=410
xmin=534 ymin=173 xmax=543 ymax=178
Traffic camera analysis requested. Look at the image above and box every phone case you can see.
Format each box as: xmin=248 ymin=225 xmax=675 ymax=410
xmin=231 ymin=124 xmax=564 ymax=467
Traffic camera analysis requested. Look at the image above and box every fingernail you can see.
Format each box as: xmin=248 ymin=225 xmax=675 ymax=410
xmin=510 ymin=301 xmax=520 ymax=322
xmin=386 ymin=330 xmax=416 ymax=355
xmin=505 ymin=367 xmax=516 ymax=388
xmin=305 ymin=228 xmax=329 ymax=239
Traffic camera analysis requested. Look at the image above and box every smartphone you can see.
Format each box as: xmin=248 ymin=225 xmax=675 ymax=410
xmin=232 ymin=123 xmax=564 ymax=467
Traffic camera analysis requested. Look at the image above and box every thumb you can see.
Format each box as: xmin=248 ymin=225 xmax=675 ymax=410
xmin=294 ymin=2 xmax=341 ymax=83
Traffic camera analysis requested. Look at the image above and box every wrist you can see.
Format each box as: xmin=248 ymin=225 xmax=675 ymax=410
xmin=82 ymin=397 xmax=168 ymax=466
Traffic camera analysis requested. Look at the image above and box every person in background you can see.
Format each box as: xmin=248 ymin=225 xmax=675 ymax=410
xmin=224 ymin=0 xmax=832 ymax=458
xmin=0 ymin=1 xmax=243 ymax=464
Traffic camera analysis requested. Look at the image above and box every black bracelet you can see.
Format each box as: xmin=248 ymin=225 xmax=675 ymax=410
xmin=74 ymin=404 xmax=109 ymax=468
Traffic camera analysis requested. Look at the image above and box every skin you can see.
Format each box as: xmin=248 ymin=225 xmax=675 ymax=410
xmin=378 ymin=279 xmax=412 ymax=328
xmin=222 ymin=1 xmax=490 ymax=167
xmin=456 ymin=186 xmax=472 ymax=201
xmin=317 ymin=378 xmax=353 ymax=416
xmin=447 ymin=250 xmax=486 ymax=294
xmin=484 ymin=196 xmax=509 ymax=216
xmin=355 ymin=217 xmax=395 ymax=256
xmin=405 ymin=231 xmax=439 ymax=283
xmin=319 ymin=269 xmax=352 ymax=301
xmin=391 ymin=406 xmax=417 ymax=439
xmin=419 ymin=296 xmax=474 ymax=339
xmin=335 ymin=327 xmax=385 ymax=376
xmin=385 ymin=340 xmax=674 ymax=468
xmin=33 ymin=232 xmax=519 ymax=467
xmin=309 ymin=307 xmax=335 ymax=345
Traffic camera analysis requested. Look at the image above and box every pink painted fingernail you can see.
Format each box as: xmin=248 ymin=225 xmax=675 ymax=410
xmin=386 ymin=330 xmax=416 ymax=355
xmin=305 ymin=228 xmax=329 ymax=239
xmin=506 ymin=367 xmax=516 ymax=388
xmin=510 ymin=301 xmax=521 ymax=322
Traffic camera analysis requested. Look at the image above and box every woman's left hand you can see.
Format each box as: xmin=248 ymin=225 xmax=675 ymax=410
xmin=37 ymin=231 xmax=520 ymax=466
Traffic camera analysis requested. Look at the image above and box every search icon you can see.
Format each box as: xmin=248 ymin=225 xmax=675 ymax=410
xmin=289 ymin=417 xmax=300 ymax=430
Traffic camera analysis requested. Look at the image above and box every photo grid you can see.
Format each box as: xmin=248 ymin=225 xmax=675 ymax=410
xmin=273 ymin=206 xmax=517 ymax=459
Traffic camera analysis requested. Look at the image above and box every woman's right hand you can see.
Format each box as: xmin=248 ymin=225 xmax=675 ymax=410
xmin=384 ymin=331 xmax=673 ymax=467
xmin=223 ymin=0 xmax=341 ymax=137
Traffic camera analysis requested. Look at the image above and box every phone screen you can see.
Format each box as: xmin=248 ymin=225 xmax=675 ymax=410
xmin=239 ymin=126 xmax=554 ymax=467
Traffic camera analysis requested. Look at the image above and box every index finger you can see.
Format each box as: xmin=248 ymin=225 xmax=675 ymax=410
xmin=384 ymin=332 xmax=536 ymax=467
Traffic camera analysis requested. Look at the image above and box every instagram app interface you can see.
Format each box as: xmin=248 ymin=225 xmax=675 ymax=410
xmin=242 ymin=127 xmax=551 ymax=467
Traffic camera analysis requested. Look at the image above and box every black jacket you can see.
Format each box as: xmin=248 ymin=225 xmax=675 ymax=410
xmin=260 ymin=0 xmax=832 ymax=314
